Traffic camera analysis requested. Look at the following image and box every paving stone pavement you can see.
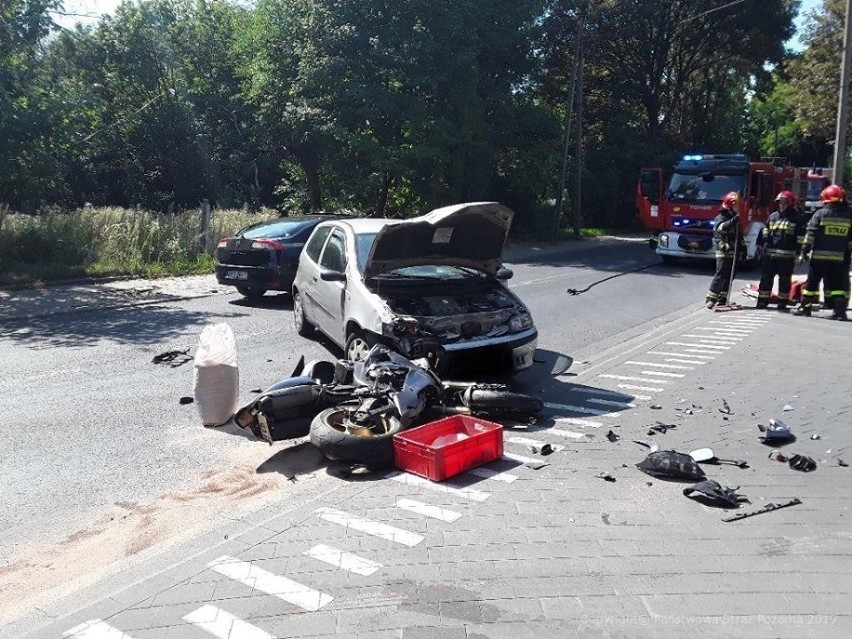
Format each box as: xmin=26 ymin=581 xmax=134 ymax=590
xmin=5 ymin=291 xmax=849 ymax=639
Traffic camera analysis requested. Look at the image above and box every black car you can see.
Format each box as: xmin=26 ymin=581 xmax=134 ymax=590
xmin=216 ymin=215 xmax=344 ymax=300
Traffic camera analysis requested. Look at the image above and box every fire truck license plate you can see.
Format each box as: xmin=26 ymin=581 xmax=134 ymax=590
xmin=226 ymin=270 xmax=248 ymax=280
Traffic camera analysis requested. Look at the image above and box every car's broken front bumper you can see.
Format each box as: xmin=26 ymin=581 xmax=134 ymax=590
xmin=438 ymin=327 xmax=538 ymax=375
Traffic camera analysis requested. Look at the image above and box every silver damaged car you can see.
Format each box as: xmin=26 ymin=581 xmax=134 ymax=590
xmin=292 ymin=202 xmax=537 ymax=375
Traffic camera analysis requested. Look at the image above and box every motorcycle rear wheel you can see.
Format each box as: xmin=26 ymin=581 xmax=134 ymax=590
xmin=310 ymin=405 xmax=403 ymax=468
xmin=462 ymin=387 xmax=544 ymax=417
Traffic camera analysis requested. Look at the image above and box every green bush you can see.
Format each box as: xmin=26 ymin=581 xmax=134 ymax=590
xmin=0 ymin=205 xmax=277 ymax=286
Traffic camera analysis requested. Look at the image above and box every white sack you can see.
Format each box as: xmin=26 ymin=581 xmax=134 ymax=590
xmin=193 ymin=322 xmax=239 ymax=426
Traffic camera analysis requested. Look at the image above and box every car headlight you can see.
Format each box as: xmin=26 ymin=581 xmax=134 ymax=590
xmin=509 ymin=313 xmax=533 ymax=332
xmin=659 ymin=233 xmax=669 ymax=248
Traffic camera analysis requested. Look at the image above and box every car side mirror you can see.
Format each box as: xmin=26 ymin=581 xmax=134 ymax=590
xmin=319 ymin=269 xmax=346 ymax=282
xmin=496 ymin=267 xmax=513 ymax=281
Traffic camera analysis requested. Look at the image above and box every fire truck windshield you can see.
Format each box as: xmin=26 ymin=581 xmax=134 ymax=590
xmin=806 ymin=179 xmax=824 ymax=202
xmin=666 ymin=172 xmax=746 ymax=203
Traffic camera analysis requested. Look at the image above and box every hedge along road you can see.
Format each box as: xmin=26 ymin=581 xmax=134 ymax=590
xmin=0 ymin=237 xmax=721 ymax=623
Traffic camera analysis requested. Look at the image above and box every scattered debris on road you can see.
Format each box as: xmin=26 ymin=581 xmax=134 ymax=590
xmin=179 ymin=396 xmax=194 ymax=405
xmin=596 ymin=473 xmax=617 ymax=482
xmin=718 ymin=399 xmax=732 ymax=415
xmin=758 ymin=418 xmax=794 ymax=444
xmin=606 ymin=430 xmax=619 ymax=443
xmin=152 ymin=347 xmax=192 ymax=367
xmin=636 ymin=450 xmax=705 ymax=480
xmin=684 ymin=480 xmax=749 ymax=508
xmin=722 ymin=498 xmax=802 ymax=522
xmin=788 ymin=454 xmax=817 ymax=472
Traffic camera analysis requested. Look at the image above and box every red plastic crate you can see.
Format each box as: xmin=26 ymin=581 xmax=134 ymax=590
xmin=392 ymin=415 xmax=503 ymax=481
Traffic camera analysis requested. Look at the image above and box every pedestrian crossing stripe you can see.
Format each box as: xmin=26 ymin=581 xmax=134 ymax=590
xmin=184 ymin=605 xmax=273 ymax=639
xmin=207 ymin=555 xmax=333 ymax=611
xmin=388 ymin=471 xmax=491 ymax=501
xmin=63 ymin=620 xmax=135 ymax=639
xmin=314 ymin=507 xmax=423 ymax=547
xmin=303 ymin=544 xmax=382 ymax=576
xmin=396 ymin=498 xmax=464 ymax=521
xmin=466 ymin=466 xmax=519 ymax=483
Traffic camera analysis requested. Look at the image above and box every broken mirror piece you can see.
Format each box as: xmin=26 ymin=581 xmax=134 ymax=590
xmin=683 ymin=480 xmax=749 ymax=508
xmin=636 ymin=450 xmax=705 ymax=481
xmin=758 ymin=418 xmax=794 ymax=444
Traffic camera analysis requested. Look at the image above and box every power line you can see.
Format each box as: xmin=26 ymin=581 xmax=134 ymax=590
xmin=682 ymin=0 xmax=749 ymax=23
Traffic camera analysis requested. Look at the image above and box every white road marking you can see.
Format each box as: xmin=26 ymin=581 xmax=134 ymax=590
xmin=625 ymin=361 xmax=693 ymax=370
xmin=546 ymin=428 xmax=591 ymax=439
xmin=616 ymin=383 xmax=664 ymax=392
xmin=63 ymin=620 xmax=135 ymax=639
xmin=184 ymin=605 xmax=273 ymax=639
xmin=586 ymin=397 xmax=637 ymax=409
xmin=543 ymin=401 xmax=617 ymax=416
xmin=693 ymin=326 xmax=751 ymax=334
xmin=662 ymin=358 xmax=707 ymax=365
xmin=207 ymin=556 xmax=333 ymax=611
xmin=396 ymin=498 xmax=464 ymax=520
xmin=599 ymin=374 xmax=672 ymax=384
xmin=304 ymin=544 xmax=382 ymax=576
xmin=681 ymin=334 xmax=741 ymax=341
xmin=553 ymin=416 xmax=605 ymax=428
xmin=640 ymin=370 xmax=685 ymax=378
xmin=466 ymin=467 xmax=519 ymax=483
xmin=507 ymin=436 xmax=565 ymax=451
xmin=503 ymin=452 xmax=548 ymax=464
xmin=679 ymin=348 xmax=723 ymax=356
xmin=387 ymin=471 xmax=491 ymax=501
xmin=314 ymin=507 xmax=423 ymax=547
xmin=650 ymin=351 xmax=716 ymax=359
xmin=666 ymin=342 xmax=730 ymax=350
xmin=572 ymin=387 xmax=650 ymax=401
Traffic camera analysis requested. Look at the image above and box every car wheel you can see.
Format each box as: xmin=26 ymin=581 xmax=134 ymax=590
xmin=237 ymin=285 xmax=267 ymax=301
xmin=345 ymin=330 xmax=375 ymax=362
xmin=293 ymin=289 xmax=314 ymax=337
xmin=309 ymin=404 xmax=403 ymax=468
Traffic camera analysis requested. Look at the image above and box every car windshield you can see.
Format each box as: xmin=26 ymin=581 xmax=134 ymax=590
xmin=666 ymin=172 xmax=746 ymax=203
xmin=240 ymin=219 xmax=311 ymax=239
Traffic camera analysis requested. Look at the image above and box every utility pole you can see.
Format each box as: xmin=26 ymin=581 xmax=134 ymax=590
xmin=552 ymin=11 xmax=585 ymax=240
xmin=833 ymin=0 xmax=852 ymax=186
xmin=572 ymin=38 xmax=584 ymax=240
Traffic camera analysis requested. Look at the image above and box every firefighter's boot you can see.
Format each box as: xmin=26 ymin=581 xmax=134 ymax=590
xmin=830 ymin=296 xmax=849 ymax=321
xmin=793 ymin=305 xmax=811 ymax=317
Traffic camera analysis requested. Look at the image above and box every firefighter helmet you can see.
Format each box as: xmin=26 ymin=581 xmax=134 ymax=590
xmin=820 ymin=184 xmax=845 ymax=203
xmin=722 ymin=192 xmax=740 ymax=209
xmin=775 ymin=190 xmax=796 ymax=205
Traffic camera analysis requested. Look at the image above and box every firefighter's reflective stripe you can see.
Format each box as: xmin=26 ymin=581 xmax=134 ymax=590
xmin=811 ymin=250 xmax=846 ymax=261
xmin=766 ymin=248 xmax=796 ymax=258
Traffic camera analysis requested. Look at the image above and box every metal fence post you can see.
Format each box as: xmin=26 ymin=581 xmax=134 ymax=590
xmin=200 ymin=199 xmax=211 ymax=254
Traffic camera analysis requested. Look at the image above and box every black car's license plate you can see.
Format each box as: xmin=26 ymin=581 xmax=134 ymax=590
xmin=225 ymin=270 xmax=248 ymax=280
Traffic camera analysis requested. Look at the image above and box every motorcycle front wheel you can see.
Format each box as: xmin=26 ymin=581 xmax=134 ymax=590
xmin=309 ymin=405 xmax=403 ymax=468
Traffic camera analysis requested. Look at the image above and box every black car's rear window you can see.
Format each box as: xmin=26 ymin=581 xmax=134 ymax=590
xmin=240 ymin=219 xmax=315 ymax=240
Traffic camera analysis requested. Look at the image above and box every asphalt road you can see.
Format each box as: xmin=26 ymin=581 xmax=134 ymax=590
xmin=0 ymin=238 xmax=723 ymax=587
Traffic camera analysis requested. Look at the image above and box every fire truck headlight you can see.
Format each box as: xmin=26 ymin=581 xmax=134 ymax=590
xmin=659 ymin=234 xmax=670 ymax=248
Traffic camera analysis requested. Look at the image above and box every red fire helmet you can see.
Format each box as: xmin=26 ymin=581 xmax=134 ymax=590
xmin=820 ymin=184 xmax=845 ymax=203
xmin=775 ymin=190 xmax=796 ymax=205
xmin=722 ymin=192 xmax=740 ymax=209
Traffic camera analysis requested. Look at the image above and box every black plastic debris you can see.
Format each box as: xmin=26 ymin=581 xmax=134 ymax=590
xmin=179 ymin=396 xmax=194 ymax=405
xmin=648 ymin=423 xmax=676 ymax=435
xmin=636 ymin=450 xmax=705 ymax=481
xmin=788 ymin=454 xmax=817 ymax=472
xmin=152 ymin=348 xmax=192 ymax=367
xmin=839 ymin=459 xmax=849 ymax=467
xmin=633 ymin=440 xmax=659 ymax=452
xmin=597 ymin=473 xmax=617 ymax=482
xmin=683 ymin=480 xmax=749 ymax=508
xmin=722 ymin=498 xmax=802 ymax=522
xmin=529 ymin=443 xmax=554 ymax=456
xmin=718 ymin=399 xmax=732 ymax=415
xmin=649 ymin=404 xmax=662 ymax=410
xmin=606 ymin=430 xmax=619 ymax=443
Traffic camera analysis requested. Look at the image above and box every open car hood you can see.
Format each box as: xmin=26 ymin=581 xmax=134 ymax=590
xmin=364 ymin=202 xmax=514 ymax=278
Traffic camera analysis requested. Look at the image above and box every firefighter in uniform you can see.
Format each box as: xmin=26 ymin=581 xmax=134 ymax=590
xmin=705 ymin=191 xmax=743 ymax=309
xmin=794 ymin=184 xmax=852 ymax=320
xmin=756 ymin=190 xmax=805 ymax=310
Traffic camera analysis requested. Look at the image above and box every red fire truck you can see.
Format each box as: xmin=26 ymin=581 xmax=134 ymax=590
xmin=636 ymin=154 xmax=829 ymax=265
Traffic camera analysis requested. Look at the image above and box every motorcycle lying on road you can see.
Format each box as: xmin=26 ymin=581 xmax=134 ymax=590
xmin=235 ymin=344 xmax=543 ymax=468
